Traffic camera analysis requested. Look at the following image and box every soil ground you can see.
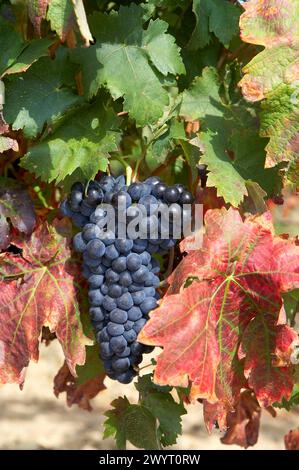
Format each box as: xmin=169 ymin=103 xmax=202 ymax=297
xmin=0 ymin=341 xmax=297 ymax=450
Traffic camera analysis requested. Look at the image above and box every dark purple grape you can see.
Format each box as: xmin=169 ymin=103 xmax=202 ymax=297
xmin=164 ymin=186 xmax=180 ymax=203
xmin=108 ymin=284 xmax=122 ymax=298
xmin=180 ymin=191 xmax=194 ymax=204
xmin=110 ymin=308 xmax=128 ymax=324
xmin=107 ymin=322 xmax=125 ymax=336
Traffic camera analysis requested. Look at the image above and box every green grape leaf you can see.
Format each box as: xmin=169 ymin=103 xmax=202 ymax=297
xmin=3 ymin=52 xmax=81 ymax=139
xmin=21 ymin=100 xmax=120 ymax=183
xmin=180 ymin=67 xmax=223 ymax=120
xmin=180 ymin=67 xmax=280 ymax=205
xmin=189 ymin=0 xmax=240 ymax=50
xmin=72 ymin=5 xmax=184 ymax=125
xmin=143 ymin=19 xmax=185 ymax=76
xmin=46 ymin=0 xmax=75 ymax=41
xmin=136 ymin=374 xmax=186 ymax=447
xmin=3 ymin=38 xmax=53 ymax=76
xmin=0 ymin=17 xmax=51 ymax=77
xmin=103 ymin=397 xmax=159 ymax=450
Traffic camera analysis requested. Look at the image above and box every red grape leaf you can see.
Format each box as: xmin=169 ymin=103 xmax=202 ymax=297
xmin=240 ymin=317 xmax=298 ymax=407
xmin=54 ymin=361 xmax=106 ymax=411
xmin=239 ymin=0 xmax=299 ymax=182
xmin=220 ymin=390 xmax=261 ymax=449
xmin=0 ymin=217 xmax=89 ymax=385
xmin=139 ymin=208 xmax=299 ymax=411
xmin=285 ymin=428 xmax=299 ymax=450
xmin=0 ymin=178 xmax=36 ymax=251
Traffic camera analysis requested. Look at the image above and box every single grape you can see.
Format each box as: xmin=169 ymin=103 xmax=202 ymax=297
xmin=80 ymin=200 xmax=94 ymax=217
xmin=140 ymin=251 xmax=151 ymax=265
xmin=100 ymin=284 xmax=109 ymax=295
xmin=140 ymin=297 xmax=157 ymax=314
xmin=180 ymin=191 xmax=194 ymax=204
xmin=124 ymin=320 xmax=134 ymax=331
xmin=110 ymin=336 xmax=127 ymax=354
xmin=112 ymin=357 xmax=130 ymax=372
xmin=128 ymin=182 xmax=143 ymax=201
xmin=164 ymin=186 xmax=180 ymax=203
xmin=88 ymin=289 xmax=104 ymax=306
xmin=126 ymin=253 xmax=142 ymax=271
xmin=117 ymin=292 xmax=134 ymax=310
xmin=119 ymin=270 xmax=132 ymax=287
xmin=108 ymin=284 xmax=123 ymax=298
xmin=110 ymin=308 xmax=128 ymax=324
xmin=105 ymin=244 xmax=120 ymax=261
xmin=116 ymin=346 xmax=131 ymax=358
xmin=115 ymin=238 xmax=133 ymax=254
xmin=102 ymin=295 xmax=117 ymax=311
xmin=73 ymin=232 xmax=86 ymax=252
xmin=100 ymin=342 xmax=113 ymax=359
xmin=86 ymin=239 xmax=105 ymax=259
xmin=89 ymin=307 xmax=105 ymax=322
xmin=70 ymin=190 xmax=82 ymax=211
xmin=88 ymin=274 xmax=104 ymax=289
xmin=116 ymin=370 xmax=136 ymax=384
xmin=127 ymin=306 xmax=142 ymax=321
xmin=105 ymin=269 xmax=120 ymax=284
xmin=123 ymin=329 xmax=137 ymax=342
xmin=97 ymin=327 xmax=110 ymax=343
xmin=86 ymin=187 xmax=104 ymax=206
xmin=133 ymin=318 xmax=147 ymax=333
xmin=131 ymin=290 xmax=146 ymax=305
xmin=131 ymin=265 xmax=149 ymax=283
xmin=112 ymin=256 xmax=127 ymax=273
xmin=107 ymin=322 xmax=125 ymax=336
xmin=132 ymin=239 xmax=148 ymax=253
xmin=82 ymin=223 xmax=102 ymax=242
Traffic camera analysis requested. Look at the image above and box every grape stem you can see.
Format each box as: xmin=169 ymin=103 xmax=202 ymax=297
xmin=111 ymin=156 xmax=133 ymax=185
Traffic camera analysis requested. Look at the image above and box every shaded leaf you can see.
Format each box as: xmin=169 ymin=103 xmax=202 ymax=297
xmin=46 ymin=0 xmax=75 ymax=41
xmin=3 ymin=51 xmax=81 ymax=139
xmin=103 ymin=397 xmax=159 ymax=450
xmin=0 ymin=17 xmax=51 ymax=77
xmin=3 ymin=38 xmax=53 ymax=76
xmin=189 ymin=0 xmax=240 ymax=50
xmin=136 ymin=374 xmax=186 ymax=446
xmin=21 ymin=100 xmax=120 ymax=183
xmin=0 ymin=218 xmax=89 ymax=385
xmin=0 ymin=17 xmax=23 ymax=77
xmin=54 ymin=349 xmax=106 ymax=411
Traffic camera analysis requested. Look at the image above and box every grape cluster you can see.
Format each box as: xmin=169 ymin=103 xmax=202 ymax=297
xmin=61 ymin=174 xmax=193 ymax=383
